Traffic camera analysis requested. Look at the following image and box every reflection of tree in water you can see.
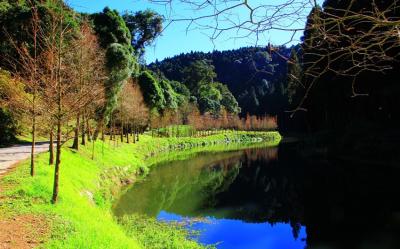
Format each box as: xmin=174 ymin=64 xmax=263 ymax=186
xmin=200 ymin=160 xmax=241 ymax=208
xmin=201 ymin=145 xmax=400 ymax=249
xmin=276 ymin=143 xmax=400 ymax=249
xmin=208 ymin=146 xmax=305 ymax=237
xmin=113 ymin=150 xmax=246 ymax=217
xmin=115 ymin=144 xmax=400 ymax=249
xmin=242 ymin=147 xmax=279 ymax=165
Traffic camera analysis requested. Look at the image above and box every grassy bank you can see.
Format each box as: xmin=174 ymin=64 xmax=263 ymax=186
xmin=0 ymin=131 xmax=281 ymax=249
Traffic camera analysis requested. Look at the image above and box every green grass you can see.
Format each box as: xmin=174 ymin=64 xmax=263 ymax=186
xmin=0 ymin=131 xmax=281 ymax=249
xmin=155 ymin=125 xmax=195 ymax=137
xmin=119 ymin=214 xmax=215 ymax=249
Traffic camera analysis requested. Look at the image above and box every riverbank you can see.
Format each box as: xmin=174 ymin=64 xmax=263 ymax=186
xmin=0 ymin=131 xmax=281 ymax=249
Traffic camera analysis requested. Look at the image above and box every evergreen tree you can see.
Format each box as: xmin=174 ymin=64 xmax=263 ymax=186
xmin=122 ymin=10 xmax=163 ymax=58
xmin=138 ymin=71 xmax=166 ymax=112
xmin=182 ymin=60 xmax=216 ymax=91
xmin=92 ymin=7 xmax=138 ymax=127
xmin=287 ymin=48 xmax=302 ymax=105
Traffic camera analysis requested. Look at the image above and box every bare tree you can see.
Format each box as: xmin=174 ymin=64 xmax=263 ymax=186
xmin=69 ymin=21 xmax=106 ymax=150
xmin=2 ymin=4 xmax=44 ymax=176
xmin=115 ymin=80 xmax=149 ymax=142
xmin=151 ymin=0 xmax=315 ymax=45
xmin=37 ymin=4 xmax=105 ymax=203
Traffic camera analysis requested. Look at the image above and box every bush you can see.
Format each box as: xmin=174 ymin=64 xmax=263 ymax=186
xmin=0 ymin=107 xmax=17 ymax=145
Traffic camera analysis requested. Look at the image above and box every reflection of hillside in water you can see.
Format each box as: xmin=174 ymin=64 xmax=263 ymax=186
xmin=113 ymin=147 xmax=279 ymax=219
xmin=113 ymin=144 xmax=400 ymax=249
xmin=113 ymin=150 xmax=249 ymax=217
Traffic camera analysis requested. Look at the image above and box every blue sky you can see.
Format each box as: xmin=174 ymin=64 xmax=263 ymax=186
xmin=66 ymin=0 xmax=317 ymax=63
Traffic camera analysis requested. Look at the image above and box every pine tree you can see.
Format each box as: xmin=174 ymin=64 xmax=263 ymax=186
xmin=287 ymin=48 xmax=302 ymax=105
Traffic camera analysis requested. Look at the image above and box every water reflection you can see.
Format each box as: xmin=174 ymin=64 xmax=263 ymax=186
xmin=113 ymin=143 xmax=400 ymax=249
xmin=158 ymin=211 xmax=307 ymax=249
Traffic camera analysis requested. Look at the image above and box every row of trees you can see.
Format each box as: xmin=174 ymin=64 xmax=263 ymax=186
xmin=1 ymin=2 xmax=112 ymax=202
xmin=149 ymin=108 xmax=277 ymax=137
xmin=188 ymin=112 xmax=277 ymax=134
xmin=0 ymin=0 xmax=163 ymax=203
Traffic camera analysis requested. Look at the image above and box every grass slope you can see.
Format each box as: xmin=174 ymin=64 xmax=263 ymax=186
xmin=0 ymin=131 xmax=281 ymax=249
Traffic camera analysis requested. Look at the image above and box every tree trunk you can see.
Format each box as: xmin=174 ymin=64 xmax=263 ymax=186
xmin=126 ymin=125 xmax=129 ymax=143
xmin=101 ymin=124 xmax=105 ymax=141
xmin=110 ymin=122 xmax=113 ymax=141
xmin=113 ymin=122 xmax=116 ymax=148
xmin=49 ymin=128 xmax=54 ymax=165
xmin=91 ymin=137 xmax=95 ymax=160
xmin=52 ymin=119 xmax=62 ymax=204
xmin=120 ymin=121 xmax=124 ymax=143
xmin=52 ymin=27 xmax=63 ymax=204
xmin=72 ymin=114 xmax=80 ymax=150
xmin=81 ymin=112 xmax=86 ymax=146
xmin=30 ymin=113 xmax=36 ymax=177
xmin=93 ymin=125 xmax=99 ymax=141
xmin=87 ymin=117 xmax=92 ymax=142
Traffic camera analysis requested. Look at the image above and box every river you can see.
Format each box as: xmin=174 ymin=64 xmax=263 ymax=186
xmin=113 ymin=141 xmax=400 ymax=249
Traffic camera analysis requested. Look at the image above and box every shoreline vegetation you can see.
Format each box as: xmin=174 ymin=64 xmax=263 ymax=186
xmin=0 ymin=131 xmax=281 ymax=249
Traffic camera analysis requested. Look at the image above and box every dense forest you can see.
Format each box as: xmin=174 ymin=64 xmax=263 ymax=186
xmin=149 ymin=46 xmax=294 ymax=117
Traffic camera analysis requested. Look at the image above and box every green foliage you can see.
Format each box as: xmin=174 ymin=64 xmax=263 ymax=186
xmin=92 ymin=7 xmax=139 ymax=124
xmin=170 ymin=80 xmax=190 ymax=99
xmin=0 ymin=0 xmax=11 ymax=12
xmin=0 ymin=107 xmax=17 ymax=145
xmin=149 ymin=46 xmax=293 ymax=116
xmin=197 ymin=83 xmax=222 ymax=115
xmin=214 ymin=83 xmax=240 ymax=114
xmin=122 ymin=10 xmax=163 ymax=57
xmin=0 ymin=0 xmax=79 ymax=70
xmin=156 ymin=59 xmax=240 ymax=116
xmin=138 ymin=71 xmax=166 ymax=111
xmin=170 ymin=80 xmax=190 ymax=106
xmin=183 ymin=60 xmax=217 ymax=91
xmin=159 ymin=79 xmax=179 ymax=110
xmin=105 ymin=43 xmax=133 ymax=70
xmin=103 ymin=44 xmax=137 ymax=122
xmin=196 ymin=82 xmax=240 ymax=115
xmin=91 ymin=7 xmax=131 ymax=48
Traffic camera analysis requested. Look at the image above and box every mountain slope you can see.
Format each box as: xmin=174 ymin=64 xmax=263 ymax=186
xmin=149 ymin=46 xmax=295 ymax=116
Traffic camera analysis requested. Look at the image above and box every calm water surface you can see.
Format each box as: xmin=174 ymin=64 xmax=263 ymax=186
xmin=113 ymin=142 xmax=400 ymax=249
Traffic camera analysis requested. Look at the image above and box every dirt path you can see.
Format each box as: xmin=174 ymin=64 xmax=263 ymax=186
xmin=0 ymin=215 xmax=49 ymax=249
xmin=0 ymin=142 xmax=50 ymax=176
xmin=0 ymin=142 xmax=52 ymax=248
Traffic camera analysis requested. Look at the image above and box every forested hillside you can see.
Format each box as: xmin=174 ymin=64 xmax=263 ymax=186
xmin=149 ymin=46 xmax=295 ymax=117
